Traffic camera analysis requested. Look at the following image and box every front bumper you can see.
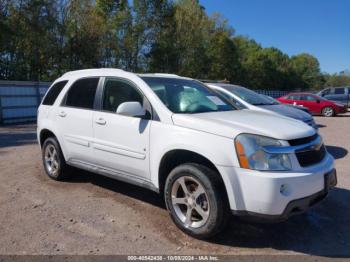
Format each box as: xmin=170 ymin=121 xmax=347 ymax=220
xmin=232 ymin=168 xmax=337 ymax=222
xmin=336 ymin=106 xmax=348 ymax=114
xmin=216 ymin=152 xmax=335 ymax=218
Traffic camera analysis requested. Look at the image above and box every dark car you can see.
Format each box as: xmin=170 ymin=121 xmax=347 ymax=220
xmin=278 ymin=92 xmax=347 ymax=117
xmin=317 ymin=87 xmax=350 ymax=107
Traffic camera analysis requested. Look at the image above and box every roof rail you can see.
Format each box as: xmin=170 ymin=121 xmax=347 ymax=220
xmin=61 ymin=68 xmax=124 ymax=77
xmin=152 ymin=73 xmax=180 ymax=77
xmin=198 ymin=79 xmax=230 ymax=84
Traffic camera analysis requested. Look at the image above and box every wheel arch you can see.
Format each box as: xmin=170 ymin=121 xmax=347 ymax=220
xmin=157 ymin=149 xmax=229 ymax=201
xmin=39 ymin=129 xmax=57 ymax=147
xmin=39 ymin=128 xmax=68 ymax=160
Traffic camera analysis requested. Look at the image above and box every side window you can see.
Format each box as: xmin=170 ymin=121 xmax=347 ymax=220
xmin=333 ymin=88 xmax=345 ymax=95
xmin=64 ymin=78 xmax=99 ymax=109
xmin=305 ymin=95 xmax=317 ymax=101
xmin=42 ymin=81 xmax=68 ymax=105
xmin=102 ymin=79 xmax=143 ymax=113
xmin=322 ymin=88 xmax=330 ymax=96
xmin=288 ymin=95 xmax=300 ymax=100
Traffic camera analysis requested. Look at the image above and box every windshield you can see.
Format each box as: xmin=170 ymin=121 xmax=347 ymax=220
xmin=219 ymin=85 xmax=278 ymax=106
xmin=141 ymin=77 xmax=235 ymax=114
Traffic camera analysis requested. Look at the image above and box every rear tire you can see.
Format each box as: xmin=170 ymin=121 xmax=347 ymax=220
xmin=164 ymin=163 xmax=229 ymax=239
xmin=322 ymin=106 xmax=334 ymax=117
xmin=42 ymin=137 xmax=71 ymax=180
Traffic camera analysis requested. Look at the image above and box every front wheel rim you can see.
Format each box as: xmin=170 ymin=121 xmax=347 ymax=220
xmin=323 ymin=107 xmax=333 ymax=116
xmin=44 ymin=144 xmax=59 ymax=176
xmin=171 ymin=176 xmax=210 ymax=228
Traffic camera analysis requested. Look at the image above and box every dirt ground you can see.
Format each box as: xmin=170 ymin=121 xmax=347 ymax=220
xmin=0 ymin=114 xmax=349 ymax=257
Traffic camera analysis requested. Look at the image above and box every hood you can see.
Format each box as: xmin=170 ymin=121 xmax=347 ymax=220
xmin=258 ymin=104 xmax=312 ymax=121
xmin=172 ymin=110 xmax=315 ymax=140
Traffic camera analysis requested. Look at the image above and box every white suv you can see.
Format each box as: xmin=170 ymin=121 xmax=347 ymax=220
xmin=37 ymin=69 xmax=337 ymax=239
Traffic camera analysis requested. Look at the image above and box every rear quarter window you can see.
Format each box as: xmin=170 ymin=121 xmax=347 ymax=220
xmin=42 ymin=81 xmax=68 ymax=105
xmin=334 ymin=88 xmax=345 ymax=95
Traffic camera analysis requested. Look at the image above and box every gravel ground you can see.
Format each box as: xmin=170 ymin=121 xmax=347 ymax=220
xmin=0 ymin=113 xmax=349 ymax=257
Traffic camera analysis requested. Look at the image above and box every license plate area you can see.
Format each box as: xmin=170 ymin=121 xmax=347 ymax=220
xmin=324 ymin=169 xmax=337 ymax=193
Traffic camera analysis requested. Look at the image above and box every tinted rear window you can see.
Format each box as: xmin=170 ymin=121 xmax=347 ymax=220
xmin=334 ymin=88 xmax=345 ymax=95
xmin=42 ymin=81 xmax=68 ymax=105
xmin=65 ymin=78 xmax=99 ymax=109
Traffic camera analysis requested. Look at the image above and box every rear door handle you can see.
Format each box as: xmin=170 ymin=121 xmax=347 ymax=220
xmin=95 ymin=118 xmax=106 ymax=125
xmin=58 ymin=111 xmax=67 ymax=117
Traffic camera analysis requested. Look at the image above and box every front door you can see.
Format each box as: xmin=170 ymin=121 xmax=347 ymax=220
xmin=92 ymin=78 xmax=151 ymax=180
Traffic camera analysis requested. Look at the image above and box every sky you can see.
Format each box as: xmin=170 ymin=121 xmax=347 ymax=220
xmin=199 ymin=0 xmax=350 ymax=74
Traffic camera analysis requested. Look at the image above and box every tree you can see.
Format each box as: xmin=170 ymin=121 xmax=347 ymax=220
xmin=0 ymin=0 xmax=337 ymax=91
xmin=0 ymin=0 xmax=61 ymax=80
xmin=323 ymin=71 xmax=350 ymax=87
xmin=290 ymin=53 xmax=323 ymax=90
xmin=172 ymin=0 xmax=212 ymax=78
xmin=64 ymin=0 xmax=104 ymax=70
xmin=206 ymin=13 xmax=240 ymax=82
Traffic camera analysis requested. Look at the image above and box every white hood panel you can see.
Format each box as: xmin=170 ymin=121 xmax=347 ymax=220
xmin=172 ymin=110 xmax=315 ymax=140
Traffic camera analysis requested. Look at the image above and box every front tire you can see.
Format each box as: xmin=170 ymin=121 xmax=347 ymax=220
xmin=164 ymin=163 xmax=229 ymax=239
xmin=42 ymin=137 xmax=71 ymax=180
xmin=322 ymin=106 xmax=334 ymax=117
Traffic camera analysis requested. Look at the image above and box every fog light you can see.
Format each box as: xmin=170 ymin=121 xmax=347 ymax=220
xmin=280 ymin=184 xmax=291 ymax=196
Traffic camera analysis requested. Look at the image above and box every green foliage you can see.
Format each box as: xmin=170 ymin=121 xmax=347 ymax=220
xmin=290 ymin=53 xmax=323 ymax=90
xmin=323 ymin=71 xmax=350 ymax=87
xmin=0 ymin=0 xmax=347 ymax=90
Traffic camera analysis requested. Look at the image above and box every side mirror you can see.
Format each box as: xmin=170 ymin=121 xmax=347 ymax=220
xmin=116 ymin=102 xmax=146 ymax=117
xmin=316 ymin=100 xmax=320 ymax=103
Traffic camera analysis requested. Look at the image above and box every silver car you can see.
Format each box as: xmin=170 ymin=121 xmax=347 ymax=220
xmin=206 ymin=83 xmax=318 ymax=130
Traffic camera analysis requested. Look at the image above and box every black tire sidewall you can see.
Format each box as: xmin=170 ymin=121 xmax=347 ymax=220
xmin=164 ymin=163 xmax=228 ymax=239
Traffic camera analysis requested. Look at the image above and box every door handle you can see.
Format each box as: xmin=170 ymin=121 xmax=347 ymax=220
xmin=95 ymin=118 xmax=106 ymax=125
xmin=58 ymin=111 xmax=67 ymax=117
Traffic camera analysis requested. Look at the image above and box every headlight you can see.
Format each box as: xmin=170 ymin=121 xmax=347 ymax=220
xmin=335 ymin=103 xmax=344 ymax=107
xmin=235 ymin=134 xmax=292 ymax=171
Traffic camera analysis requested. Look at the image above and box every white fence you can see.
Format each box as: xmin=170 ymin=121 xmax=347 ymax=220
xmin=0 ymin=81 xmax=51 ymax=124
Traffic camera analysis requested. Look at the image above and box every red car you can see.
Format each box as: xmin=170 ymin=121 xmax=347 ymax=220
xmin=277 ymin=92 xmax=347 ymax=117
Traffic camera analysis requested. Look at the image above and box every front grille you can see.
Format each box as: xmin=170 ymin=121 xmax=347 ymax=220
xmin=295 ymin=144 xmax=326 ymax=167
xmin=288 ymin=133 xmax=318 ymax=146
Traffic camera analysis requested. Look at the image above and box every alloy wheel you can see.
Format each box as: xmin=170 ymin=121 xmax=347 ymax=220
xmin=44 ymin=144 xmax=59 ymax=176
xmin=171 ymin=176 xmax=210 ymax=228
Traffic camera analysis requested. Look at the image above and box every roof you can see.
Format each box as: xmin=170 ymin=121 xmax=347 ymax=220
xmin=286 ymin=92 xmax=316 ymax=95
xmin=61 ymin=68 xmax=125 ymax=78
xmin=206 ymin=82 xmax=243 ymax=88
xmin=139 ymin=73 xmax=192 ymax=80
xmin=60 ymin=69 xmax=192 ymax=81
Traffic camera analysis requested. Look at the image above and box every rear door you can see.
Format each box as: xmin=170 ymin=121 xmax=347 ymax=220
xmin=56 ymin=77 xmax=99 ymax=164
xmin=300 ymin=95 xmax=320 ymax=113
xmin=92 ymin=77 xmax=151 ymax=180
